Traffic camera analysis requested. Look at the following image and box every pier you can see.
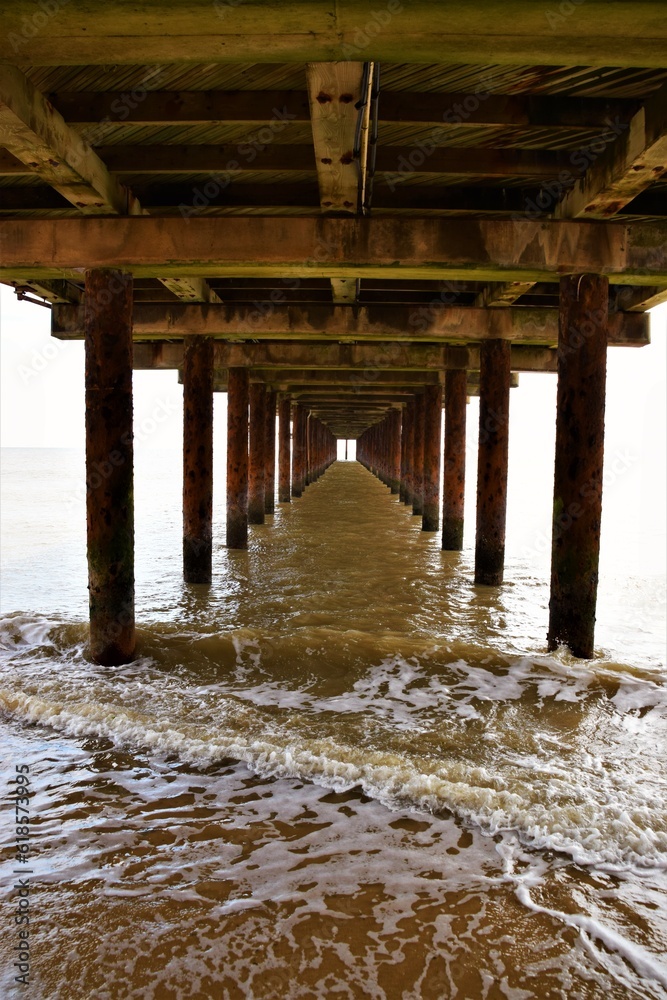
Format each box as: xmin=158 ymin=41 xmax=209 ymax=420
xmin=1 ymin=2 xmax=666 ymax=664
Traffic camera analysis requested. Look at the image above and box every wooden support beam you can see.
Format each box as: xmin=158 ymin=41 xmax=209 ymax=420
xmin=330 ymin=278 xmax=358 ymax=304
xmin=128 ymin=341 xmax=574 ymax=374
xmin=307 ymin=62 xmax=364 ymax=214
xmin=33 ymin=91 xmax=641 ymax=133
xmin=3 ymin=4 xmax=665 ymax=68
xmin=3 ymin=277 xmax=81 ymax=303
xmin=4 ymin=217 xmax=665 ymax=283
xmin=0 ymin=65 xmax=141 ymax=216
xmin=51 ymin=301 xmax=649 ymax=347
xmin=474 ymin=281 xmax=536 ymax=307
xmin=556 ymin=86 xmax=667 ymax=219
xmin=157 ymin=276 xmax=222 ymax=303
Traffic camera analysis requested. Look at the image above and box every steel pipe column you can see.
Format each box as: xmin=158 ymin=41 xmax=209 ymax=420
xmin=475 ymin=340 xmax=511 ymax=585
xmin=548 ymin=274 xmax=608 ymax=659
xmin=84 ymin=268 xmax=135 ymax=666
xmin=226 ymin=368 xmax=249 ymax=549
xmin=182 ymin=336 xmax=214 ymax=583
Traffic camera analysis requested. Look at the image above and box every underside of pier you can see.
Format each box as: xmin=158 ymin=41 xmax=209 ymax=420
xmin=1 ymin=1 xmax=666 ymax=662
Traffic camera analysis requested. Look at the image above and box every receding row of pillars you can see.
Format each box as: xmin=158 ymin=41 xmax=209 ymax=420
xmin=357 ymin=274 xmax=608 ymax=661
xmin=84 ymin=268 xmax=607 ymax=666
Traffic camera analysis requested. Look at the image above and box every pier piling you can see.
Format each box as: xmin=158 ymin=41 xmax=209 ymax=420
xmin=548 ymin=274 xmax=608 ymax=658
xmin=442 ymin=370 xmax=468 ymax=551
xmin=278 ymin=396 xmax=291 ymax=503
xmin=475 ymin=340 xmax=511 ymax=585
xmin=182 ymin=336 xmax=213 ymax=583
xmin=412 ymin=393 xmax=425 ymax=516
xmin=226 ymin=368 xmax=249 ymax=549
xmin=422 ymin=385 xmax=443 ymax=531
xmin=84 ymin=268 xmax=135 ymax=665
xmin=248 ymin=383 xmax=266 ymax=524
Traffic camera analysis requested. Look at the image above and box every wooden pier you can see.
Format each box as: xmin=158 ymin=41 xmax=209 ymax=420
xmin=1 ymin=1 xmax=666 ymax=662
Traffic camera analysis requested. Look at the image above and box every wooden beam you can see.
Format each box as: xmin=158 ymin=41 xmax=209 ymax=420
xmin=0 ymin=65 xmax=141 ymax=216
xmin=474 ymin=281 xmax=536 ymax=307
xmin=3 ymin=217 xmax=666 ymax=283
xmin=0 ymin=143 xmax=575 ymax=181
xmin=41 ymin=91 xmax=640 ymax=133
xmin=2 ymin=277 xmax=81 ymax=303
xmin=51 ymin=301 xmax=649 ymax=348
xmin=2 ymin=2 xmax=666 ymax=68
xmin=330 ymin=278 xmax=358 ymax=304
xmin=556 ymin=85 xmax=667 ymax=219
xmin=307 ymin=62 xmax=364 ymax=214
xmin=156 ymin=276 xmax=222 ymax=303
xmin=131 ymin=341 xmax=573 ymax=375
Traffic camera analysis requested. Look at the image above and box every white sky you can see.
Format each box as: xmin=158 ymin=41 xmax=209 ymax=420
xmin=1 ymin=284 xmax=665 ymax=573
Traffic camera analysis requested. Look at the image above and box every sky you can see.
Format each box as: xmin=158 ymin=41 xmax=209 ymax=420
xmin=1 ymin=283 xmax=665 ymax=575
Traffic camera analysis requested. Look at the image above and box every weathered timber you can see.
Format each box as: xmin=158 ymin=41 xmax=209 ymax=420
xmin=442 ymin=370 xmax=468 ymax=551
xmin=2 ymin=2 xmax=666 ymax=68
xmin=548 ymin=274 xmax=608 ymax=659
xmin=248 ymin=383 xmax=266 ymax=524
xmin=84 ymin=268 xmax=135 ymax=665
xmin=475 ymin=340 xmax=511 ymax=585
xmin=182 ymin=337 xmax=213 ymax=583
xmin=422 ymin=385 xmax=443 ymax=531
xmin=4 ymin=217 xmax=666 ymax=284
xmin=226 ymin=368 xmax=249 ymax=549
xmin=292 ymin=404 xmax=307 ymax=498
xmin=51 ymin=301 xmax=649 ymax=347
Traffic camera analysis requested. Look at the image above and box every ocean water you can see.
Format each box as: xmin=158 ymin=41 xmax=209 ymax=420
xmin=1 ymin=448 xmax=666 ymax=999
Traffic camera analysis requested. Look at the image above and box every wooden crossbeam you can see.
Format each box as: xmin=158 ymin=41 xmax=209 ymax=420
xmin=0 ymin=65 xmax=141 ymax=216
xmin=307 ymin=63 xmax=364 ymax=215
xmin=50 ymin=301 xmax=649 ymax=347
xmin=40 ymin=90 xmax=641 ymax=133
xmin=3 ymin=217 xmax=666 ymax=283
xmin=2 ymin=278 xmax=81 ymax=303
xmin=0 ymin=66 xmax=217 ymax=303
xmin=556 ymin=85 xmax=667 ymax=219
xmin=131 ymin=342 xmax=573 ymax=375
xmin=474 ymin=281 xmax=537 ymax=307
xmin=156 ymin=276 xmax=222 ymax=303
xmin=3 ymin=3 xmax=666 ymax=68
xmin=0 ymin=144 xmax=576 ymax=181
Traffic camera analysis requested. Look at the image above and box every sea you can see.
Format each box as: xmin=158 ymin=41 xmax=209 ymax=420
xmin=0 ymin=434 xmax=666 ymax=999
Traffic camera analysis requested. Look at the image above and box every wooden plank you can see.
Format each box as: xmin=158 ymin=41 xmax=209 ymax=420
xmin=3 ymin=217 xmax=664 ymax=283
xmin=2 ymin=278 xmax=81 ymax=303
xmin=306 ymin=62 xmax=364 ymax=214
xmin=53 ymin=301 xmax=647 ymax=348
xmin=0 ymin=65 xmax=141 ymax=216
xmin=2 ymin=2 xmax=666 ymax=68
xmin=556 ymin=85 xmax=667 ymax=219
